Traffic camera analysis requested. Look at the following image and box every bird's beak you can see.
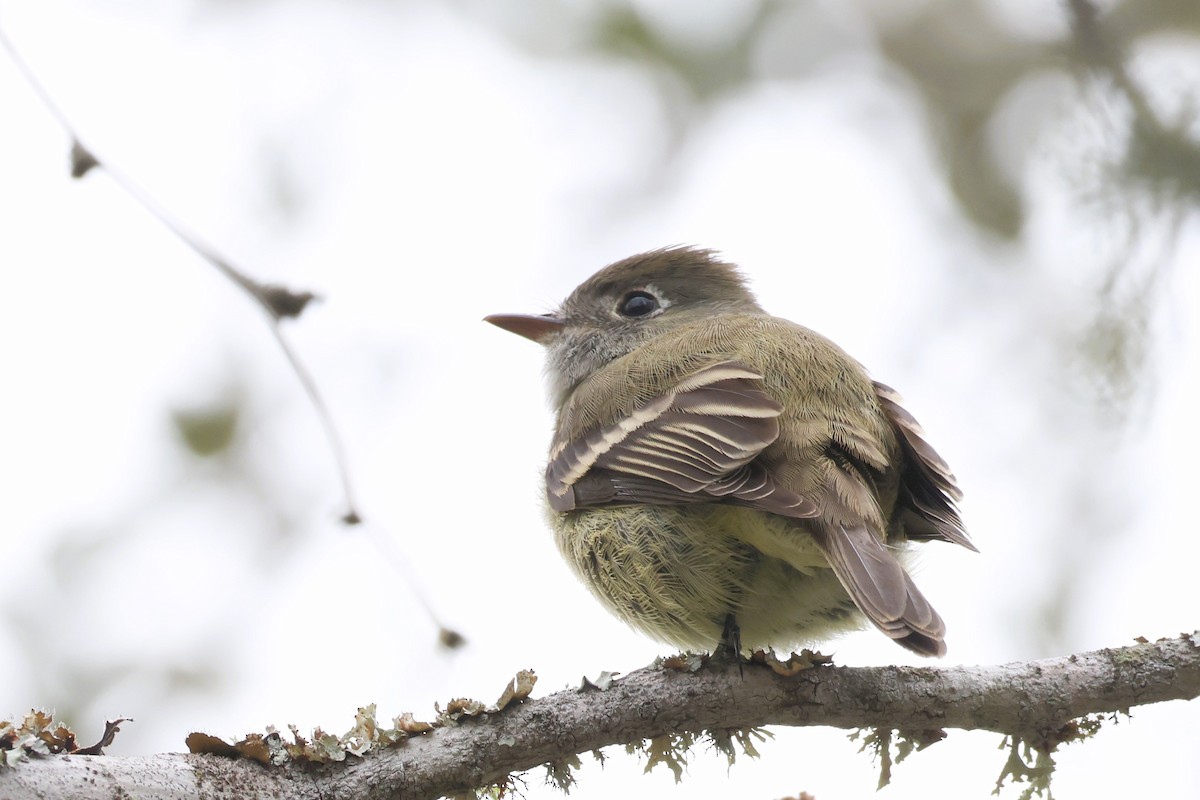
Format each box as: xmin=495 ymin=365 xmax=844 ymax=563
xmin=484 ymin=313 xmax=565 ymax=344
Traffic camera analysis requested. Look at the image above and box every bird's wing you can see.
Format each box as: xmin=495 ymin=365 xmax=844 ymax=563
xmin=873 ymin=382 xmax=975 ymax=552
xmin=816 ymin=518 xmax=947 ymax=656
xmin=801 ymin=382 xmax=970 ymax=657
xmin=546 ymin=360 xmax=817 ymax=518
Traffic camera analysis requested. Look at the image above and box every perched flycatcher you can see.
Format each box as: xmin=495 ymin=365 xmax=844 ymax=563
xmin=486 ymin=246 xmax=973 ymax=657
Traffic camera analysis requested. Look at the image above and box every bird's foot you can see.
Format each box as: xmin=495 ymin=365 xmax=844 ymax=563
xmin=713 ymin=613 xmax=745 ymax=677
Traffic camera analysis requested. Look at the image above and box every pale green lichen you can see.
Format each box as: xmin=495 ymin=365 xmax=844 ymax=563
xmin=849 ymin=727 xmax=946 ymax=790
xmin=993 ymin=714 xmax=1109 ymax=800
xmin=706 ymin=727 xmax=773 ymax=768
xmin=0 ymin=710 xmax=129 ymax=767
xmin=544 ymin=754 xmax=583 ymax=793
xmin=994 ymin=736 xmax=1057 ymax=800
xmin=611 ymin=725 xmax=771 ymax=786
xmin=630 ymin=732 xmax=698 ymax=782
xmin=186 ymin=671 xmax=537 ymax=766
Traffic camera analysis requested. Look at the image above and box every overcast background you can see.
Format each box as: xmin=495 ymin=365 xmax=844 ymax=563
xmin=1 ymin=0 xmax=1198 ymax=797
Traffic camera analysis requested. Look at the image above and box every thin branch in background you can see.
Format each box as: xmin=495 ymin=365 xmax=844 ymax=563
xmin=0 ymin=22 xmax=464 ymax=648
xmin=362 ymin=519 xmax=467 ymax=648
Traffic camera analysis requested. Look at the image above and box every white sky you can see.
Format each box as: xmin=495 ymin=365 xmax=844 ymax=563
xmin=1 ymin=1 xmax=1197 ymax=798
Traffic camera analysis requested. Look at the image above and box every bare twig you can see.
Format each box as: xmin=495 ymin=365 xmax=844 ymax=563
xmin=0 ymin=23 xmax=350 ymax=513
xmin=0 ymin=21 xmax=463 ymax=646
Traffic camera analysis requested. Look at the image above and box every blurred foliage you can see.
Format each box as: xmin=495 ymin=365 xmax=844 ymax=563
xmin=173 ymin=404 xmax=239 ymax=457
xmin=587 ymin=1 xmax=772 ymax=99
xmin=440 ymin=0 xmax=1200 ymax=239
xmin=875 ymin=0 xmax=1052 ymax=238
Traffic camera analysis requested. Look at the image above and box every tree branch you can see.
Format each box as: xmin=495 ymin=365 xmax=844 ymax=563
xmin=2 ymin=634 xmax=1197 ymax=800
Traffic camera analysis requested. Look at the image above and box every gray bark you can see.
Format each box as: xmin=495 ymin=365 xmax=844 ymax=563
xmin=2 ymin=634 xmax=1197 ymax=800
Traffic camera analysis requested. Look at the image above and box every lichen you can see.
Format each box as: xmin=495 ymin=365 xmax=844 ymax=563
xmin=849 ymin=726 xmax=945 ymax=790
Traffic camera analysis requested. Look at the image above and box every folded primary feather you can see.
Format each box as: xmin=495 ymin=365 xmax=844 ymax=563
xmin=547 ymin=361 xmax=816 ymax=519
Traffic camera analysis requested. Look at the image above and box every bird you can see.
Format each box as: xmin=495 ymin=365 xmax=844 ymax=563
xmin=485 ymin=245 xmax=974 ymax=657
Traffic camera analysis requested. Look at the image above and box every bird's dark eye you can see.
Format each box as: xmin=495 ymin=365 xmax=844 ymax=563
xmin=618 ymin=290 xmax=659 ymax=318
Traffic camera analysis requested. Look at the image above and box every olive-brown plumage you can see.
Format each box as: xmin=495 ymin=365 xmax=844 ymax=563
xmin=486 ymin=246 xmax=973 ymax=656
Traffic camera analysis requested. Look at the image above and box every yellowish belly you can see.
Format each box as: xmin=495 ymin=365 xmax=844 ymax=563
xmin=551 ymin=504 xmax=864 ymax=652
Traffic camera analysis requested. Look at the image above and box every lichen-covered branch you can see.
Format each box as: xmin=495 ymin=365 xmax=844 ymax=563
xmin=2 ymin=634 xmax=1197 ymax=800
